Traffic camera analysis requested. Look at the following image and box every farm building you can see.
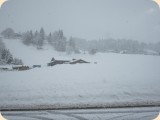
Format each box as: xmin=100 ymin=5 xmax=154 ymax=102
xmin=48 ymin=57 xmax=70 ymax=66
xmin=12 ymin=65 xmax=29 ymax=71
xmin=70 ymin=59 xmax=90 ymax=64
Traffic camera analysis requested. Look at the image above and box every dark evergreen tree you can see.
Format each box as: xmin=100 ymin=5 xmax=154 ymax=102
xmin=1 ymin=49 xmax=13 ymax=64
xmin=35 ymin=28 xmax=45 ymax=48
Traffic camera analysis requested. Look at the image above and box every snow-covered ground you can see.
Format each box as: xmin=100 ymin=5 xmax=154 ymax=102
xmin=0 ymin=39 xmax=160 ymax=109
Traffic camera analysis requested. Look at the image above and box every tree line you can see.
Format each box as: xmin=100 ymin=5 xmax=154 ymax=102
xmin=74 ymin=38 xmax=160 ymax=54
xmin=1 ymin=28 xmax=77 ymax=53
xmin=1 ymin=27 xmax=160 ymax=55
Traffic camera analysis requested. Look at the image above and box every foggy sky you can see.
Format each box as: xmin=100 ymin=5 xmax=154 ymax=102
xmin=0 ymin=0 xmax=160 ymax=42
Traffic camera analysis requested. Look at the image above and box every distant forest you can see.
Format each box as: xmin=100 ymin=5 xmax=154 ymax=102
xmin=1 ymin=27 xmax=160 ymax=56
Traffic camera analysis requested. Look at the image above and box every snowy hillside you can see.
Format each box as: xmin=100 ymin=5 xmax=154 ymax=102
xmin=2 ymin=39 xmax=66 ymax=66
xmin=0 ymin=39 xmax=160 ymax=109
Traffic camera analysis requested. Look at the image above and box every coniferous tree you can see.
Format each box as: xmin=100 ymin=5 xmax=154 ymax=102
xmin=35 ymin=28 xmax=45 ymax=48
xmin=39 ymin=27 xmax=45 ymax=40
xmin=48 ymin=32 xmax=53 ymax=45
xmin=1 ymin=49 xmax=13 ymax=64
xmin=22 ymin=31 xmax=33 ymax=46
xmin=52 ymin=30 xmax=67 ymax=52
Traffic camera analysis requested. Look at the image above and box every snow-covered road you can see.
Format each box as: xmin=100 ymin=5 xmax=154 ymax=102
xmin=2 ymin=107 xmax=160 ymax=120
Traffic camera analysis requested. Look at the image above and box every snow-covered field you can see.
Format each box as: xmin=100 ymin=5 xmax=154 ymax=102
xmin=0 ymin=39 xmax=160 ymax=110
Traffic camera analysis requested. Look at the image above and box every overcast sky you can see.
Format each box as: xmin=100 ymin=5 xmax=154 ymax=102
xmin=0 ymin=0 xmax=160 ymax=42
